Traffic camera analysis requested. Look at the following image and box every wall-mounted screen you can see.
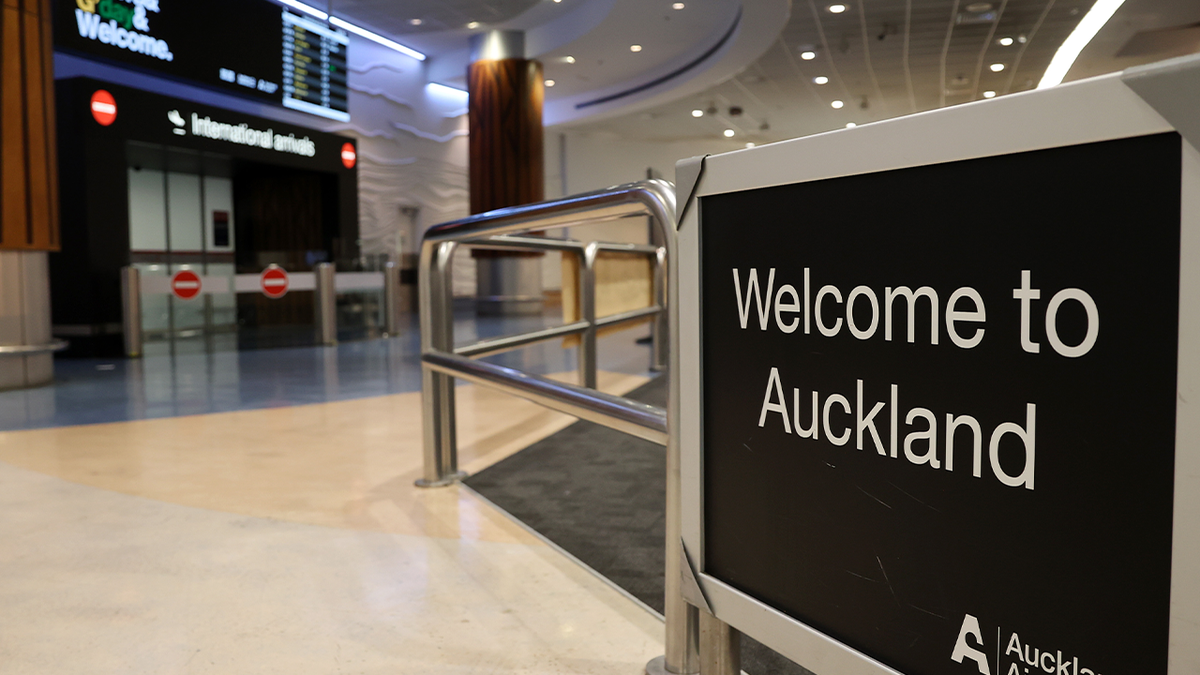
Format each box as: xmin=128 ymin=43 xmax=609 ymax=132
xmin=56 ymin=0 xmax=350 ymax=122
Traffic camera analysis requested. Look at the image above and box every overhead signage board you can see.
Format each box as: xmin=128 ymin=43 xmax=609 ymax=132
xmin=677 ymin=56 xmax=1200 ymax=675
xmin=56 ymin=0 xmax=350 ymax=122
xmin=61 ymin=78 xmax=356 ymax=174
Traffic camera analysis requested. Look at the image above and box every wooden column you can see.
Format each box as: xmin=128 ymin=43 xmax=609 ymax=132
xmin=467 ymin=57 xmax=544 ymax=214
xmin=467 ymin=31 xmax=545 ymax=315
xmin=0 ymin=0 xmax=59 ymax=252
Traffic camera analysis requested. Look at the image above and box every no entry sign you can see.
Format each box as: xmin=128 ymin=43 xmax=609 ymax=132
xmin=170 ymin=270 xmax=201 ymax=300
xmin=677 ymin=56 xmax=1200 ymax=675
xmin=260 ymin=265 xmax=289 ymax=298
xmin=90 ymin=89 xmax=117 ymax=126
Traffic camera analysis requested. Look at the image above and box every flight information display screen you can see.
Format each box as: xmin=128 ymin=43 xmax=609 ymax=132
xmin=56 ymin=0 xmax=351 ymax=122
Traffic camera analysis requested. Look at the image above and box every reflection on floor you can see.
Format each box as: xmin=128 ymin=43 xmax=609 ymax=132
xmin=1 ymin=311 xmax=657 ymax=430
xmin=0 ymin=315 xmax=666 ymax=673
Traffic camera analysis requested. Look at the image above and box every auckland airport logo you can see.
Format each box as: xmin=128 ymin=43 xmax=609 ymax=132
xmin=951 ymin=614 xmax=1106 ymax=675
xmin=74 ymin=0 xmax=173 ymax=62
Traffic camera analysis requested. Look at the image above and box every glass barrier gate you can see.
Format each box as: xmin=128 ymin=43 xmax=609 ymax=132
xmin=120 ymin=262 xmax=403 ymax=356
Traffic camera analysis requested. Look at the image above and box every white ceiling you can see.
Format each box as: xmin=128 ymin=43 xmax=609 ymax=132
xmin=572 ymin=0 xmax=1200 ymax=143
xmin=327 ymin=0 xmax=1200 ymax=144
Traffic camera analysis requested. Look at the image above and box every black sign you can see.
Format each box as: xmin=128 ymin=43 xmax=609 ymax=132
xmin=700 ymin=133 xmax=1179 ymax=675
xmin=60 ymin=77 xmax=355 ymax=173
xmin=55 ymin=0 xmax=349 ymax=121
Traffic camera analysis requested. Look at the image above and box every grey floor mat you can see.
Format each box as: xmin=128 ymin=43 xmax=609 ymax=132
xmin=464 ymin=375 xmax=813 ymax=675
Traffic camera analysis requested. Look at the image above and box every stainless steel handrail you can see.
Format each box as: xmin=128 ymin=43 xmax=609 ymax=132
xmin=424 ymin=352 xmax=667 ymax=444
xmin=417 ymin=180 xmax=698 ymax=675
xmin=454 ymin=320 xmax=591 ymax=358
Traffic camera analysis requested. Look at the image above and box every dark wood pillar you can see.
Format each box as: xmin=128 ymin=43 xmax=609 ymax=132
xmin=0 ymin=0 xmax=59 ymax=388
xmin=468 ymin=57 xmax=544 ymax=214
xmin=467 ymin=31 xmax=545 ymax=315
xmin=1 ymin=0 xmax=59 ymax=251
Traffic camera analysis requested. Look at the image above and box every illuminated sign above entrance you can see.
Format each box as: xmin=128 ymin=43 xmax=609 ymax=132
xmin=57 ymin=0 xmax=351 ymax=122
xmin=68 ymin=80 xmax=356 ymax=174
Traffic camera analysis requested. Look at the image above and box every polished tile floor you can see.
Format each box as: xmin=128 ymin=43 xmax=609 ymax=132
xmin=0 ymin=312 xmax=655 ymax=430
xmin=0 ymin=315 xmax=666 ymax=673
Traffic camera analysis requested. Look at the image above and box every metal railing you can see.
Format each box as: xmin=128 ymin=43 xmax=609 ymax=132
xmin=418 ymin=180 xmax=698 ymax=675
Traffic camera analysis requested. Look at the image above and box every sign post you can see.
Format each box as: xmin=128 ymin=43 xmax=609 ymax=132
xmin=676 ymin=55 xmax=1200 ymax=675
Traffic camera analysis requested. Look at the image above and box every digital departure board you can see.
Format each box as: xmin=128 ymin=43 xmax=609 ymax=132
xmin=281 ymin=12 xmax=349 ymax=120
xmin=55 ymin=0 xmax=351 ymax=122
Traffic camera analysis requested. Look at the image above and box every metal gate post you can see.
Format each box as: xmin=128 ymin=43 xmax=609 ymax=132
xmin=578 ymin=243 xmax=599 ymax=389
xmin=315 ymin=263 xmax=337 ymax=346
xmin=121 ymin=266 xmax=143 ymax=358
xmin=383 ymin=261 xmax=402 ymax=336
xmin=416 ymin=241 xmax=465 ymax=487
xmin=651 ymin=246 xmax=667 ymax=372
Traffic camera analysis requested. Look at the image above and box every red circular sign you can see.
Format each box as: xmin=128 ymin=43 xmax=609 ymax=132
xmin=170 ymin=270 xmax=202 ymax=300
xmin=90 ymin=90 xmax=117 ymax=126
xmin=341 ymin=142 xmax=357 ymax=169
xmin=260 ymin=265 xmax=289 ymax=299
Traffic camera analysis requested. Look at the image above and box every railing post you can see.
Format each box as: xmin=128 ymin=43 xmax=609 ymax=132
xmin=699 ymin=613 xmax=740 ymax=675
xmin=578 ymin=243 xmax=599 ymax=389
xmin=315 ymin=262 xmax=337 ymax=346
xmin=660 ymin=391 xmax=700 ymax=675
xmin=659 ymin=181 xmax=699 ymax=675
xmin=121 ymin=266 xmax=143 ymax=358
xmin=383 ymin=261 xmax=402 ymax=336
xmin=417 ymin=241 xmax=465 ymax=487
xmin=651 ymin=246 xmax=667 ymax=372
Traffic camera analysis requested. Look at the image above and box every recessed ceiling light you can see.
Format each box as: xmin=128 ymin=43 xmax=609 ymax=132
xmin=409 ymin=18 xmax=422 ymax=25
xmin=846 ymin=122 xmax=856 ymax=128
xmin=965 ymin=2 xmax=993 ymax=11
xmin=564 ymin=55 xmax=576 ymax=64
xmin=990 ymin=63 xmax=1005 ymax=72
xmin=745 ymin=142 xmax=756 ymax=148
xmin=630 ymin=44 xmax=643 ymax=52
xmin=998 ymin=36 xmax=1014 ymax=46
xmin=813 ymin=76 xmax=829 ymax=85
xmin=827 ymin=4 xmax=847 ymax=13
xmin=1017 ymin=35 xmax=1027 ymax=43
xmin=800 ymin=51 xmax=816 ymax=60
xmin=691 ymin=109 xmax=704 ymax=117
xmin=831 ymin=100 xmax=844 ymax=109
xmin=983 ymin=90 xmax=996 ymax=98
xmin=723 ymin=129 xmax=735 ymax=137
xmin=673 ymin=2 xmax=685 ymax=8
xmin=466 ymin=21 xmax=480 ymax=29
xmin=545 ymin=79 xmax=555 ymax=87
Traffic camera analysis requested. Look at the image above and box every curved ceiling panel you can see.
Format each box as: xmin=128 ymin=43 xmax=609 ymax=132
xmin=542 ymin=0 xmax=791 ymax=125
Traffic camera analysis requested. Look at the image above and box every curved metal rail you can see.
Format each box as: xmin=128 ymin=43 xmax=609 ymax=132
xmin=417 ymin=180 xmax=698 ymax=675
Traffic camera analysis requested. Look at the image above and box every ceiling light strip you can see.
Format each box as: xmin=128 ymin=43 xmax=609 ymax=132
xmin=575 ymin=7 xmax=742 ymax=110
xmin=1037 ymin=0 xmax=1124 ymax=88
xmin=428 ymin=82 xmax=468 ymax=97
xmin=276 ymin=0 xmax=426 ymax=61
xmin=277 ymin=0 xmax=326 ymax=20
